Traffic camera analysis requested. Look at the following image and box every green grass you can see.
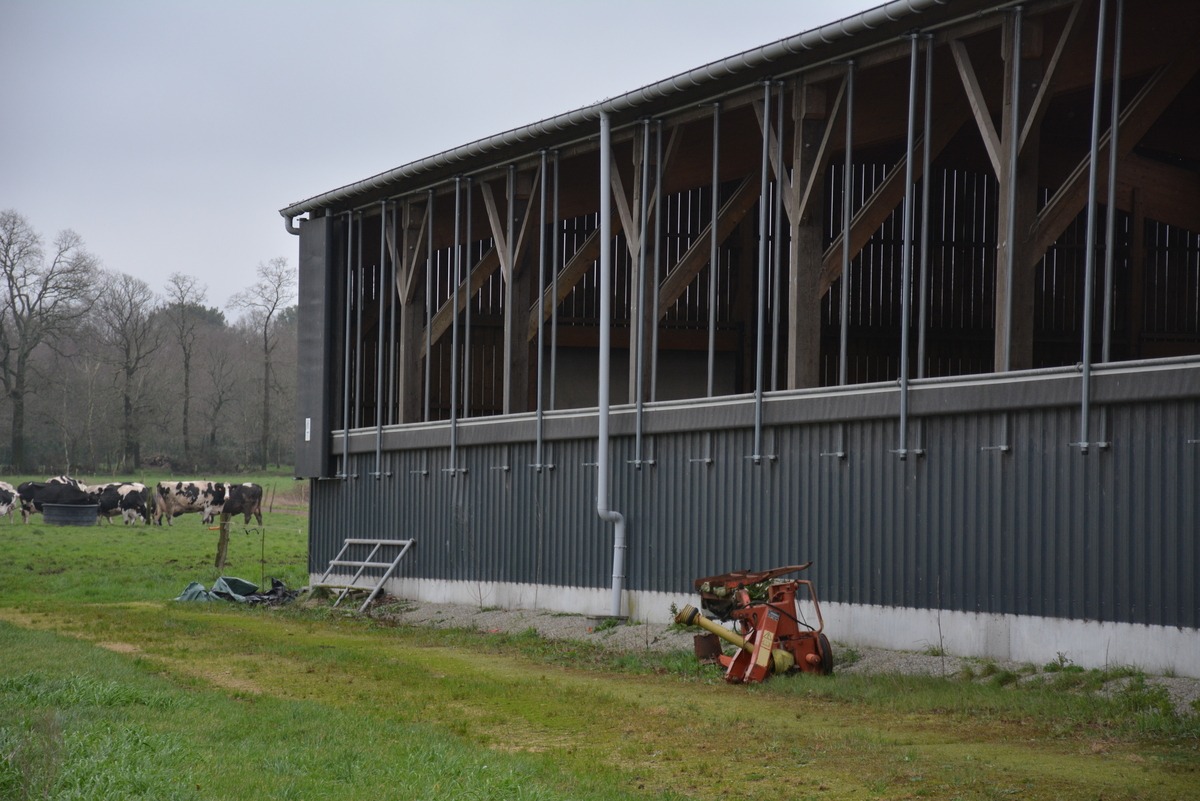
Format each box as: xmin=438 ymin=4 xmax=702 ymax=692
xmin=1 ymin=520 xmax=1198 ymax=801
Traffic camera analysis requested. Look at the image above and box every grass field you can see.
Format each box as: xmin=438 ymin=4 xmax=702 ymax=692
xmin=1 ymin=510 xmax=1197 ymax=800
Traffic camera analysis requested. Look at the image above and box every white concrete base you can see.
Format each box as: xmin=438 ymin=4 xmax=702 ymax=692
xmin=315 ymin=574 xmax=1200 ymax=679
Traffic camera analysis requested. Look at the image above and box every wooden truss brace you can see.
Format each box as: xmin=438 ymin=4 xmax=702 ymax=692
xmin=950 ymin=39 xmax=1003 ymax=178
xmin=421 ymin=246 xmax=502 ymax=348
xmin=480 ymin=167 xmax=542 ymax=283
xmin=752 ymin=78 xmax=847 ymax=225
xmin=1029 ymin=44 xmax=1200 ymax=267
xmin=419 ymin=167 xmax=545 ymax=350
xmin=525 ymin=125 xmax=682 ymax=341
xmin=1019 ymin=0 xmax=1084 ymax=154
xmin=819 ymin=97 xmax=970 ymax=294
xmin=657 ymin=176 xmax=759 ymax=319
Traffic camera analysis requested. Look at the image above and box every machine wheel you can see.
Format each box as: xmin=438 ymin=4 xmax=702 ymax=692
xmin=818 ymin=633 xmax=834 ymax=675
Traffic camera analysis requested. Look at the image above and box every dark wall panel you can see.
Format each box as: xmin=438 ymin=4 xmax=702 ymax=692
xmin=310 ymin=363 xmax=1200 ymax=629
xmin=295 ymin=217 xmax=337 ymax=478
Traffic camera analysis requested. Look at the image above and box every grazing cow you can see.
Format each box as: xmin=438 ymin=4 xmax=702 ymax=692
xmin=0 ymin=480 xmax=16 ymax=522
xmin=47 ymin=475 xmax=89 ymax=491
xmin=154 ymin=480 xmax=224 ymax=525
xmin=17 ymin=481 xmax=94 ymax=523
xmin=91 ymin=482 xmax=150 ymax=525
xmin=203 ymin=482 xmax=264 ymax=526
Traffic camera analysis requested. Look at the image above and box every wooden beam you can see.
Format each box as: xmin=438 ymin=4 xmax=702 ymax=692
xmin=1019 ymin=0 xmax=1084 ymax=153
xmin=526 ymin=215 xmax=625 ymax=341
xmin=820 ymin=99 xmax=970 ymax=293
xmin=796 ymin=76 xmax=846 ymax=224
xmin=479 ymin=179 xmax=510 ymax=280
xmin=1029 ymin=45 xmax=1200 ymax=266
xmin=950 ymin=38 xmax=1003 ymax=178
xmin=422 ymin=247 xmax=502 ymax=347
xmin=400 ymin=201 xmax=428 ymax=305
xmin=657 ymin=176 xmax=759 ymax=318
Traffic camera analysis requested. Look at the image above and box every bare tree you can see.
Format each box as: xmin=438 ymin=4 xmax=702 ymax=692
xmin=229 ymin=256 xmax=295 ymax=469
xmin=162 ymin=273 xmax=207 ymax=460
xmin=0 ymin=210 xmax=97 ymax=469
xmin=93 ymin=271 xmax=162 ymax=469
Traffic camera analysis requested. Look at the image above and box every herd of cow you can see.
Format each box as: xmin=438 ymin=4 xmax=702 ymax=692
xmin=0 ymin=476 xmax=264 ymax=527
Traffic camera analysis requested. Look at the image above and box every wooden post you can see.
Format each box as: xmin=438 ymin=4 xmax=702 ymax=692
xmin=788 ymin=80 xmax=827 ymax=389
xmin=994 ymin=15 xmax=1043 ymax=371
xmin=397 ymin=200 xmax=424 ymax=423
xmin=214 ymin=518 xmax=230 ymax=570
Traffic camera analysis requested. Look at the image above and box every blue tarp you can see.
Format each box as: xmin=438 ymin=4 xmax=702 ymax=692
xmin=174 ymin=576 xmax=295 ymax=604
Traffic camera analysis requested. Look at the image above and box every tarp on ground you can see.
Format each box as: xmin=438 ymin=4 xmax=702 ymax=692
xmin=174 ymin=577 xmax=297 ymax=605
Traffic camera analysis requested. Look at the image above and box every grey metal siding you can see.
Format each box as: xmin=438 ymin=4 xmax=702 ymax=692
xmin=311 ymin=365 xmax=1200 ymax=629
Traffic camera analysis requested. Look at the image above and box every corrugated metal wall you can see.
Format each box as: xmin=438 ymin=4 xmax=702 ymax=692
xmin=311 ymin=361 xmax=1200 ymax=630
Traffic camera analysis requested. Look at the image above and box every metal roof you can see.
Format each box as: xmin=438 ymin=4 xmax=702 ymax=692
xmin=279 ymin=0 xmax=957 ymax=228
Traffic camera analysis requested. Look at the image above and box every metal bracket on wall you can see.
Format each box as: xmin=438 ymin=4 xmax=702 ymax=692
xmin=819 ymin=450 xmax=847 ymax=460
xmin=441 ymin=466 xmax=468 ymax=476
xmin=980 ymin=444 xmax=1011 ymax=454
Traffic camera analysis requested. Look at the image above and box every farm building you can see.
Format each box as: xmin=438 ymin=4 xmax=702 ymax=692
xmin=282 ymin=0 xmax=1200 ymax=676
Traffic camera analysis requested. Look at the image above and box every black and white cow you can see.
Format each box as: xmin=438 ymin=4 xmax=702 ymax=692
xmin=17 ymin=480 xmax=94 ymax=523
xmin=91 ymin=482 xmax=151 ymax=525
xmin=202 ymin=482 xmax=264 ymax=526
xmin=154 ymin=480 xmax=221 ymax=525
xmin=0 ymin=480 xmax=17 ymax=522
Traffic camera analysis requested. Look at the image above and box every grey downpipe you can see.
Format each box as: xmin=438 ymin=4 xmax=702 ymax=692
xmin=896 ymin=35 xmax=919 ymax=461
xmin=752 ymin=81 xmax=771 ymax=465
xmin=598 ymin=111 xmax=627 ymax=618
xmin=1077 ymin=0 xmax=1110 ymax=455
xmin=280 ymin=0 xmax=948 ymax=221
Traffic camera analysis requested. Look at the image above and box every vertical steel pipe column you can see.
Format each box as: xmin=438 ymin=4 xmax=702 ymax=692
xmin=1102 ymin=0 xmax=1124 ymax=364
xmin=839 ymin=62 xmax=855 ymax=388
xmin=752 ymin=81 xmax=772 ymax=464
xmin=597 ymin=111 xmax=627 ymax=618
xmin=917 ymin=38 xmax=933 ymax=378
xmin=447 ymin=177 xmax=462 ymax=473
xmin=707 ymin=103 xmax=720 ymax=398
xmin=1077 ymin=0 xmax=1110 ymax=455
xmin=354 ymin=212 xmax=364 ymax=432
xmin=771 ymin=81 xmax=785 ymax=392
xmin=424 ymin=190 xmax=433 ymax=422
xmin=651 ymin=120 xmax=663 ymax=402
xmin=373 ymin=201 xmax=387 ymax=478
xmin=340 ymin=212 xmax=353 ymax=478
xmin=896 ymin=36 xmax=919 ymax=461
xmin=463 ymin=178 xmax=473 ymax=420
xmin=634 ymin=122 xmax=650 ymax=468
xmin=387 ymin=202 xmax=397 ymax=426
xmin=1001 ymin=8 xmax=1022 ymax=372
xmin=535 ymin=151 xmax=548 ymax=472
xmin=550 ymin=150 xmax=560 ymax=412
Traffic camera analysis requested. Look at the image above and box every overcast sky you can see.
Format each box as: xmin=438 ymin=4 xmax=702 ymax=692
xmin=2 ymin=0 xmax=878 ymax=311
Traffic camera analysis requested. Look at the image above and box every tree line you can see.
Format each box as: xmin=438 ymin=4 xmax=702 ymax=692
xmin=0 ymin=209 xmax=297 ymax=473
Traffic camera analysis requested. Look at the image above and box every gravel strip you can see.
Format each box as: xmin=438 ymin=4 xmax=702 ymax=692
xmin=365 ymin=598 xmax=1199 ymax=717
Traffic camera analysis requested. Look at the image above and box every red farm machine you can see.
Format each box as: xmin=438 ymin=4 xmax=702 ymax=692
xmin=674 ymin=563 xmax=833 ymax=683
